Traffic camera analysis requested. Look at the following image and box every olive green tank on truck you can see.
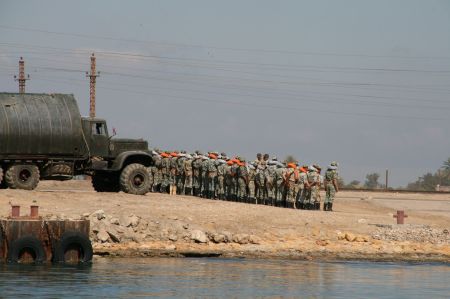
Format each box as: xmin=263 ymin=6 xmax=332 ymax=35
xmin=0 ymin=93 xmax=153 ymax=195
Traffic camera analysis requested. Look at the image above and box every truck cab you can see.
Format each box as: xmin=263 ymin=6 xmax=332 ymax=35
xmin=81 ymin=117 xmax=110 ymax=157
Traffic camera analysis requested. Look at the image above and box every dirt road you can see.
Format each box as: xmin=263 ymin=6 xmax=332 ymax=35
xmin=1 ymin=181 xmax=449 ymax=262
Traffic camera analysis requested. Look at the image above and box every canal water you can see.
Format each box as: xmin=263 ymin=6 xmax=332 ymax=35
xmin=0 ymin=258 xmax=449 ymax=298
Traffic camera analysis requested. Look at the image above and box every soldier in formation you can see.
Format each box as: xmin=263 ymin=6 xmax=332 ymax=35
xmin=148 ymin=150 xmax=339 ymax=211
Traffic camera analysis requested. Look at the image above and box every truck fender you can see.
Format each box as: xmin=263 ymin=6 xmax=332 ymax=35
xmin=110 ymin=151 xmax=153 ymax=171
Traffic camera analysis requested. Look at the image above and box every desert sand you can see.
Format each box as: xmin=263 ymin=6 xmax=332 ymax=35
xmin=1 ymin=180 xmax=449 ymax=262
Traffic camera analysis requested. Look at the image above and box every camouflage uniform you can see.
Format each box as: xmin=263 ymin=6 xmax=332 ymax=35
xmin=324 ymin=164 xmax=338 ymax=211
xmin=153 ymin=155 xmax=163 ymax=192
xmin=192 ymin=156 xmax=202 ymax=196
xmin=305 ymin=168 xmax=319 ymax=209
xmin=206 ymin=157 xmax=217 ymax=199
xmin=248 ymin=165 xmax=256 ymax=203
xmin=275 ymin=166 xmax=286 ymax=206
xmin=225 ymin=162 xmax=236 ymax=200
xmin=237 ymin=162 xmax=248 ymax=202
xmin=216 ymin=160 xmax=226 ymax=200
xmin=200 ymin=157 xmax=209 ymax=197
xmin=297 ymin=170 xmax=308 ymax=209
xmin=255 ymin=161 xmax=267 ymax=204
xmin=160 ymin=155 xmax=171 ymax=193
xmin=229 ymin=162 xmax=239 ymax=201
xmin=176 ymin=155 xmax=186 ymax=195
xmin=284 ymin=167 xmax=299 ymax=208
xmin=184 ymin=156 xmax=193 ymax=195
xmin=169 ymin=156 xmax=178 ymax=195
xmin=266 ymin=164 xmax=276 ymax=206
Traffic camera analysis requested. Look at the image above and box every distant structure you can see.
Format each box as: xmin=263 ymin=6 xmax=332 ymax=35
xmin=86 ymin=53 xmax=100 ymax=118
xmin=14 ymin=57 xmax=30 ymax=93
xmin=435 ymin=184 xmax=450 ymax=192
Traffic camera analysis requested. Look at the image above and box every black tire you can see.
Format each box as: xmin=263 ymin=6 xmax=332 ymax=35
xmin=7 ymin=236 xmax=46 ymax=263
xmin=92 ymin=172 xmax=120 ymax=192
xmin=0 ymin=167 xmax=6 ymax=189
xmin=52 ymin=231 xmax=93 ymax=264
xmin=5 ymin=164 xmax=40 ymax=190
xmin=120 ymin=163 xmax=151 ymax=195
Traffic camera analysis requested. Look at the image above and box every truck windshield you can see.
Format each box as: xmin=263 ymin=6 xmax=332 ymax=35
xmin=92 ymin=123 xmax=107 ymax=136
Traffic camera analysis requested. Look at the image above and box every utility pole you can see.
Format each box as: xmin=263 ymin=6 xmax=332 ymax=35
xmin=86 ymin=53 xmax=100 ymax=118
xmin=14 ymin=57 xmax=30 ymax=93
xmin=385 ymin=169 xmax=389 ymax=191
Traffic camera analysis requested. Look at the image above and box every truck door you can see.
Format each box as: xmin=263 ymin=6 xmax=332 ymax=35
xmin=89 ymin=121 xmax=109 ymax=157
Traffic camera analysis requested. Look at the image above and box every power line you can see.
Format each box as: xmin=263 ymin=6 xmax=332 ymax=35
xmin=1 ymin=62 xmax=449 ymax=106
xmin=30 ymin=75 xmax=448 ymax=121
xmin=1 ymin=42 xmax=449 ymax=75
xmin=1 ymin=24 xmax=450 ymax=60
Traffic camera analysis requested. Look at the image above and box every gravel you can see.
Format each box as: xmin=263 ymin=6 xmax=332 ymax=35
xmin=372 ymin=224 xmax=450 ymax=244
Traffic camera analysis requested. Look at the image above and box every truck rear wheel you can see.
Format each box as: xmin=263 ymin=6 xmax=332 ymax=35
xmin=0 ymin=167 xmax=5 ymax=189
xmin=119 ymin=163 xmax=151 ymax=195
xmin=5 ymin=164 xmax=40 ymax=190
xmin=92 ymin=172 xmax=120 ymax=192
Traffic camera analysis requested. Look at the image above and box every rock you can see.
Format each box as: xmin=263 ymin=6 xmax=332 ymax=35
xmin=168 ymin=234 xmax=178 ymax=242
xmin=222 ymin=231 xmax=233 ymax=243
xmin=97 ymin=229 xmax=110 ymax=243
xmin=355 ymin=236 xmax=365 ymax=242
xmin=106 ymin=228 xmax=121 ymax=243
xmin=92 ymin=210 xmax=106 ymax=220
xmin=345 ymin=233 xmax=356 ymax=242
xmin=233 ymin=234 xmax=250 ymax=245
xmin=110 ymin=218 xmax=120 ymax=225
xmin=249 ymin=235 xmax=262 ymax=245
xmin=183 ymin=224 xmax=190 ymax=229
xmin=132 ymin=233 xmax=146 ymax=243
xmin=82 ymin=213 xmax=90 ymax=218
xmin=357 ymin=218 xmax=367 ymax=224
xmin=136 ymin=219 xmax=148 ymax=232
xmin=165 ymin=244 xmax=176 ymax=251
xmin=121 ymin=227 xmax=136 ymax=242
xmin=190 ymin=230 xmax=208 ymax=243
xmin=316 ymin=239 xmax=329 ymax=246
xmin=210 ymin=233 xmax=225 ymax=243
xmin=119 ymin=214 xmax=140 ymax=227
xmin=130 ymin=215 xmax=140 ymax=228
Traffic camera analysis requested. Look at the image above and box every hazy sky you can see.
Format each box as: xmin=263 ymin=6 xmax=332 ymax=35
xmin=1 ymin=0 xmax=449 ymax=186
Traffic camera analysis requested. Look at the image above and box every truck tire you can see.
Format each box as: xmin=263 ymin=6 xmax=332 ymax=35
xmin=0 ymin=167 xmax=5 ymax=189
xmin=92 ymin=172 xmax=120 ymax=192
xmin=7 ymin=236 xmax=46 ymax=263
xmin=120 ymin=163 xmax=151 ymax=195
xmin=5 ymin=164 xmax=40 ymax=190
xmin=52 ymin=231 xmax=93 ymax=264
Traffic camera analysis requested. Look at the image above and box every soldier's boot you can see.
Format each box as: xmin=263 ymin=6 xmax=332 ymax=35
xmin=185 ymin=188 xmax=191 ymax=196
xmin=323 ymin=203 xmax=328 ymax=211
xmin=299 ymin=203 xmax=304 ymax=210
xmin=329 ymin=203 xmax=333 ymax=211
xmin=315 ymin=202 xmax=320 ymax=210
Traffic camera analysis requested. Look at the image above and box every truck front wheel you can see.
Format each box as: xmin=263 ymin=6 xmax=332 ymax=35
xmin=5 ymin=164 xmax=40 ymax=190
xmin=119 ymin=163 xmax=150 ymax=195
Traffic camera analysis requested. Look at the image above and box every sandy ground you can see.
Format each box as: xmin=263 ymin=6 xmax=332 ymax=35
xmin=1 ymin=180 xmax=449 ymax=262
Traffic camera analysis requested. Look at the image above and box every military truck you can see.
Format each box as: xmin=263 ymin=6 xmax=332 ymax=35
xmin=0 ymin=93 xmax=152 ymax=195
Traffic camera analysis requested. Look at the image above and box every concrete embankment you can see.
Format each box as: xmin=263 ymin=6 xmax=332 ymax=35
xmin=1 ymin=181 xmax=449 ymax=262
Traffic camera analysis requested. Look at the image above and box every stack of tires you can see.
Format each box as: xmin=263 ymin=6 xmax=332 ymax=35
xmin=5 ymin=231 xmax=93 ymax=264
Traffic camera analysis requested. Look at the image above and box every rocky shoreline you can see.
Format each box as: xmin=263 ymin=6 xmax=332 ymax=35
xmin=84 ymin=210 xmax=450 ymax=263
xmin=1 ymin=182 xmax=449 ymax=263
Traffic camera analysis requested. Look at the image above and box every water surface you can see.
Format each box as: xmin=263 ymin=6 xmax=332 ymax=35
xmin=0 ymin=258 xmax=448 ymax=298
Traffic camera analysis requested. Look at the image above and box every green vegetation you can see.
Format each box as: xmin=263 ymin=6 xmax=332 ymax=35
xmin=405 ymin=157 xmax=450 ymax=191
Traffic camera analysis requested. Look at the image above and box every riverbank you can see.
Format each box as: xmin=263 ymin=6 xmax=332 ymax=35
xmin=1 ymin=180 xmax=449 ymax=262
